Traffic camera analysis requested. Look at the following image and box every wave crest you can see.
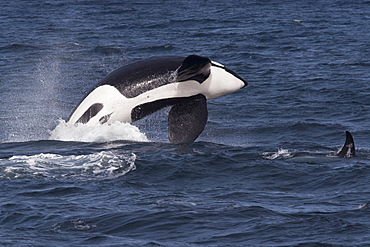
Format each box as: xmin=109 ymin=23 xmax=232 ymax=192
xmin=49 ymin=120 xmax=149 ymax=143
xmin=262 ymin=149 xmax=293 ymax=160
xmin=2 ymin=151 xmax=137 ymax=180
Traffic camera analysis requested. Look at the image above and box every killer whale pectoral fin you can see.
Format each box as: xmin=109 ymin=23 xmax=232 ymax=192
xmin=177 ymin=55 xmax=211 ymax=83
xmin=168 ymin=94 xmax=208 ymax=144
xmin=336 ymin=131 xmax=355 ymax=158
xmin=131 ymin=98 xmax=183 ymax=122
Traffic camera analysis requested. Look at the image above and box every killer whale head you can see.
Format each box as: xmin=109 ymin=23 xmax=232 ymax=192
xmin=68 ymin=55 xmax=247 ymax=143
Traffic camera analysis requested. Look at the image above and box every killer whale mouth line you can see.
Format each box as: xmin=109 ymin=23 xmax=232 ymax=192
xmin=211 ymin=62 xmax=247 ymax=87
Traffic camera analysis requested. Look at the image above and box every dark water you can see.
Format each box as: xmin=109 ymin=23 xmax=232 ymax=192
xmin=1 ymin=0 xmax=370 ymax=246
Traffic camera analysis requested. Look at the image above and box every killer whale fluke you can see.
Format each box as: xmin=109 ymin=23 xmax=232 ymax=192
xmin=168 ymin=94 xmax=208 ymax=144
xmin=336 ymin=131 xmax=355 ymax=158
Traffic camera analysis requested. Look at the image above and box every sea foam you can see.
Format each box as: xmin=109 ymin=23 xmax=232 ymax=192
xmin=49 ymin=120 xmax=149 ymax=143
xmin=3 ymin=151 xmax=137 ymax=179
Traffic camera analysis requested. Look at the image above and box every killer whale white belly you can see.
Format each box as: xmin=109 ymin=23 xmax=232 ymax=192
xmin=69 ymin=79 xmax=210 ymax=125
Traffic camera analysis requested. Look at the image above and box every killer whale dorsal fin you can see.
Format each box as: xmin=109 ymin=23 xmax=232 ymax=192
xmin=168 ymin=94 xmax=208 ymax=144
xmin=177 ymin=55 xmax=211 ymax=83
xmin=336 ymin=131 xmax=355 ymax=158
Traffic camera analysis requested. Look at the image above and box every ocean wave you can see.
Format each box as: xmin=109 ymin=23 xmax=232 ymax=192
xmin=93 ymin=45 xmax=124 ymax=55
xmin=0 ymin=43 xmax=39 ymax=52
xmin=0 ymin=151 xmax=137 ymax=180
xmin=262 ymin=148 xmax=293 ymax=160
xmin=49 ymin=120 xmax=149 ymax=143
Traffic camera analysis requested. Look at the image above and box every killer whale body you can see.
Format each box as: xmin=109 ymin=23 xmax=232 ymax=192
xmin=336 ymin=131 xmax=355 ymax=158
xmin=68 ymin=55 xmax=247 ymax=144
xmin=285 ymin=131 xmax=356 ymax=162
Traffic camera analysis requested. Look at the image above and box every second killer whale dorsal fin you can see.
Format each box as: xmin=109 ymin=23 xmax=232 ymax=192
xmin=168 ymin=94 xmax=208 ymax=144
xmin=177 ymin=55 xmax=212 ymax=83
xmin=336 ymin=131 xmax=355 ymax=158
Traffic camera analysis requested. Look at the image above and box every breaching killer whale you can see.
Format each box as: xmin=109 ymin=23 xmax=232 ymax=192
xmin=68 ymin=55 xmax=247 ymax=143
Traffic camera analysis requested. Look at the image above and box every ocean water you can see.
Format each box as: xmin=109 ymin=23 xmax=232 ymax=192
xmin=1 ymin=0 xmax=370 ymax=246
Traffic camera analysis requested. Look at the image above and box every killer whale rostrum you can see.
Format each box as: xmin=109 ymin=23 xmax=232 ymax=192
xmin=68 ymin=55 xmax=247 ymax=144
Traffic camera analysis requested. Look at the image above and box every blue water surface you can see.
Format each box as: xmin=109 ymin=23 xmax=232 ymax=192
xmin=1 ymin=0 xmax=370 ymax=246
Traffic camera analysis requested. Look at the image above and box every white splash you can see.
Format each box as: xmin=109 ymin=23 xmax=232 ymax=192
xmin=262 ymin=149 xmax=293 ymax=160
xmin=3 ymin=151 xmax=137 ymax=179
xmin=358 ymin=202 xmax=369 ymax=210
xmin=49 ymin=119 xmax=149 ymax=143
